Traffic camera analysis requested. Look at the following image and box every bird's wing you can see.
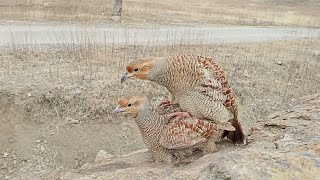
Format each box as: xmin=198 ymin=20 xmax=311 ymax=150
xmin=196 ymin=56 xmax=238 ymax=118
xmin=196 ymin=56 xmax=246 ymax=144
xmin=157 ymin=103 xmax=182 ymax=116
xmin=159 ymin=117 xmax=218 ymax=150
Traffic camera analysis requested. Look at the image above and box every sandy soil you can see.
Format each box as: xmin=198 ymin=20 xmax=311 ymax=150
xmin=0 ymin=36 xmax=319 ymax=179
xmin=0 ymin=0 xmax=319 ymax=27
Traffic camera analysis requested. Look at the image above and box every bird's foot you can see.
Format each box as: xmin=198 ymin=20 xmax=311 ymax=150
xmin=168 ymin=111 xmax=191 ymax=119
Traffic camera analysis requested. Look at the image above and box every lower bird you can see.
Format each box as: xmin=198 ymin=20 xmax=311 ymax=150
xmin=113 ymin=95 xmax=221 ymax=164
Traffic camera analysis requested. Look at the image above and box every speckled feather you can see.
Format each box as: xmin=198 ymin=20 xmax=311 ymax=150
xmin=160 ymin=117 xmax=218 ymax=149
xmin=116 ymin=96 xmax=220 ymax=163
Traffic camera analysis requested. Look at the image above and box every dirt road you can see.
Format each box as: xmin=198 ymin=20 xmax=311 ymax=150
xmin=0 ymin=24 xmax=319 ymax=46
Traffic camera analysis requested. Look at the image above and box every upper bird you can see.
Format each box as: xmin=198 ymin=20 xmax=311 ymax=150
xmin=120 ymin=54 xmax=246 ymax=144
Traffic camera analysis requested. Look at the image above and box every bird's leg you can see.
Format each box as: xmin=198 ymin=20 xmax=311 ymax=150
xmin=167 ymin=111 xmax=191 ymax=119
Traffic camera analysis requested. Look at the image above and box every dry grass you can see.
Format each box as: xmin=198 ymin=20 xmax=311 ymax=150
xmin=0 ymin=0 xmax=319 ymax=27
xmin=1 ymin=38 xmax=319 ymax=127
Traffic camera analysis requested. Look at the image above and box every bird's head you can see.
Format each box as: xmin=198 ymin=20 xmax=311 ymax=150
xmin=112 ymin=95 xmax=148 ymax=118
xmin=121 ymin=58 xmax=155 ymax=84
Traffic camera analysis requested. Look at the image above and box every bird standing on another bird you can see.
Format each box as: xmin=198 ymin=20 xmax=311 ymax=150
xmin=120 ymin=54 xmax=246 ymax=144
xmin=113 ymin=95 xmax=220 ymax=164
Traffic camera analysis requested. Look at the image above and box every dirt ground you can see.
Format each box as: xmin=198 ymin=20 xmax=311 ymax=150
xmin=0 ymin=37 xmax=319 ymax=179
xmin=0 ymin=0 xmax=319 ymax=27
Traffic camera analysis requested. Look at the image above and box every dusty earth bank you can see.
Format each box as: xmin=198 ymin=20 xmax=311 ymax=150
xmin=17 ymin=94 xmax=320 ymax=179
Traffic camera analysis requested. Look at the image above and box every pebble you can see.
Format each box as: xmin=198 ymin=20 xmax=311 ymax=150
xmin=40 ymin=146 xmax=46 ymax=153
xmin=27 ymin=93 xmax=32 ymax=97
xmin=67 ymin=118 xmax=80 ymax=124
xmin=94 ymin=150 xmax=113 ymax=164
xmin=3 ymin=152 xmax=9 ymax=158
xmin=8 ymin=169 xmax=14 ymax=174
xmin=36 ymin=140 xmax=42 ymax=144
xmin=276 ymin=61 xmax=283 ymax=65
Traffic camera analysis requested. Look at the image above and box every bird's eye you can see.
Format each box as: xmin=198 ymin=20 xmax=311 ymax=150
xmin=128 ymin=104 xmax=132 ymax=107
xmin=133 ymin=68 xmax=139 ymax=72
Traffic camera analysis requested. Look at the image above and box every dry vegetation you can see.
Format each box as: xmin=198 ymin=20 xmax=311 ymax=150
xmin=1 ymin=37 xmax=319 ymax=178
xmin=0 ymin=0 xmax=319 ymax=27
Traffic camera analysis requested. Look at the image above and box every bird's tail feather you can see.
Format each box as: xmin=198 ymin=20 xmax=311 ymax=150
xmin=221 ymin=119 xmax=246 ymax=145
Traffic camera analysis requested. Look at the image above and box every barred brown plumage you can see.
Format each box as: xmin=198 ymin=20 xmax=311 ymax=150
xmin=113 ymin=95 xmax=221 ymax=164
xmin=121 ymin=54 xmax=246 ymax=144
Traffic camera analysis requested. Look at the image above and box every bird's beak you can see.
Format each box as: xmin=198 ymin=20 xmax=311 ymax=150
xmin=112 ymin=105 xmax=124 ymax=117
xmin=121 ymin=72 xmax=127 ymax=84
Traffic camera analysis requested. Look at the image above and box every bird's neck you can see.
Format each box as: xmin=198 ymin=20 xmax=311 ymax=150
xmin=150 ymin=56 xmax=193 ymax=97
xmin=149 ymin=57 xmax=178 ymax=93
xmin=134 ymin=108 xmax=167 ymax=132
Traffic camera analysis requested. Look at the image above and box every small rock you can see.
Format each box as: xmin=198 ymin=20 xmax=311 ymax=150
xmin=3 ymin=152 xmax=9 ymax=158
xmin=80 ymin=163 xmax=92 ymax=171
xmin=27 ymin=93 xmax=32 ymax=97
xmin=67 ymin=118 xmax=80 ymax=124
xmin=110 ymin=16 xmax=121 ymax=22
xmin=267 ymin=99 xmax=271 ymax=102
xmin=94 ymin=150 xmax=113 ymax=164
xmin=272 ymin=107 xmax=276 ymax=110
xmin=36 ymin=140 xmax=42 ymax=144
xmin=8 ymin=168 xmax=14 ymax=174
xmin=40 ymin=146 xmax=46 ymax=153
xmin=276 ymin=61 xmax=283 ymax=65
xmin=121 ymin=127 xmax=127 ymax=131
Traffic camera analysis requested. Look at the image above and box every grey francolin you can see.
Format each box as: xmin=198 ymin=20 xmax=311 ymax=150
xmin=113 ymin=95 xmax=220 ymax=163
xmin=120 ymin=54 xmax=246 ymax=144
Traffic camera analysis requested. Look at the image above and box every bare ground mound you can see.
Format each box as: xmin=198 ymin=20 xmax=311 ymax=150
xmin=0 ymin=38 xmax=319 ymax=179
xmin=19 ymin=94 xmax=320 ymax=179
